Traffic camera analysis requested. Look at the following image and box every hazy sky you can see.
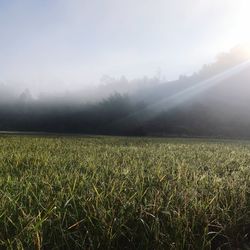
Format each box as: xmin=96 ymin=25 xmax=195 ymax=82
xmin=0 ymin=0 xmax=250 ymax=93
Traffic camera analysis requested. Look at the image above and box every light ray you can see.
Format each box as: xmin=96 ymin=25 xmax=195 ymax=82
xmin=149 ymin=59 xmax=250 ymax=113
xmin=112 ymin=59 xmax=250 ymax=128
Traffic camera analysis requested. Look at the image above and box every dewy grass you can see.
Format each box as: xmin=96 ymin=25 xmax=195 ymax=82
xmin=0 ymin=135 xmax=250 ymax=249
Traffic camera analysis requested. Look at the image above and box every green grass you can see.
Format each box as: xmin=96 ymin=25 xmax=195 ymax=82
xmin=0 ymin=135 xmax=250 ymax=249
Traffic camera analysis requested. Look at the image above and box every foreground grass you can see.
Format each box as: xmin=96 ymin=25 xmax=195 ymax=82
xmin=0 ymin=135 xmax=250 ymax=249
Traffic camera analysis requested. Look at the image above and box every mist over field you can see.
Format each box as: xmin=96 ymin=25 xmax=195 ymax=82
xmin=3 ymin=2 xmax=250 ymax=249
xmin=1 ymin=0 xmax=250 ymax=138
xmin=0 ymin=45 xmax=250 ymax=137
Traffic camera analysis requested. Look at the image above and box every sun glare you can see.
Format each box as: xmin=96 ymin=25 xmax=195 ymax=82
xmin=232 ymin=1 xmax=250 ymax=50
xmin=242 ymin=43 xmax=250 ymax=58
xmin=236 ymin=43 xmax=250 ymax=60
xmin=217 ymin=1 xmax=250 ymax=57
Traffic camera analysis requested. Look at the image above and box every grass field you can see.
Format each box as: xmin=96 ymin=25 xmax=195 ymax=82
xmin=0 ymin=135 xmax=250 ymax=249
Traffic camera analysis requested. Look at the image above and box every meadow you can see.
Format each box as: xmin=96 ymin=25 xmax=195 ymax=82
xmin=0 ymin=135 xmax=250 ymax=249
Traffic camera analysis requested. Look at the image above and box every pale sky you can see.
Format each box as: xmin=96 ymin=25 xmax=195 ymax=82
xmin=0 ymin=0 xmax=250 ymax=93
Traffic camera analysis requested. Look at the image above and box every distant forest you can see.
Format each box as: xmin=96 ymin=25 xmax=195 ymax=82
xmin=1 ymin=45 xmax=250 ymax=138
